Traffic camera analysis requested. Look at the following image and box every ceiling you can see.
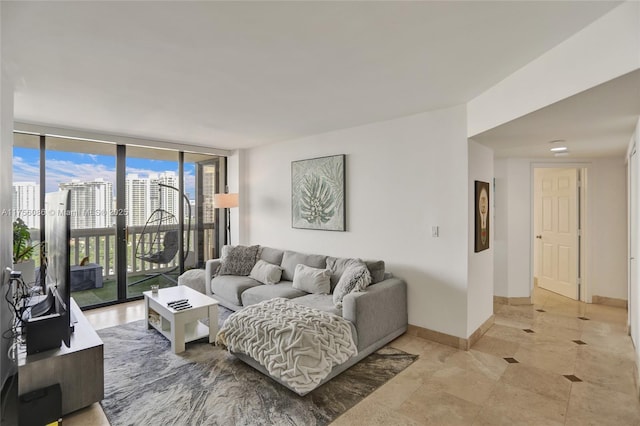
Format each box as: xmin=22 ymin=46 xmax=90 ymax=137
xmin=471 ymin=69 xmax=640 ymax=159
xmin=2 ymin=1 xmax=627 ymax=151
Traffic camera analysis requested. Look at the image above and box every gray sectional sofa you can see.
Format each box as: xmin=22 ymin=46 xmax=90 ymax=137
xmin=204 ymin=246 xmax=408 ymax=394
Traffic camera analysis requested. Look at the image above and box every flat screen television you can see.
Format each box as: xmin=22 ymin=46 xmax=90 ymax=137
xmin=23 ymin=190 xmax=72 ymax=353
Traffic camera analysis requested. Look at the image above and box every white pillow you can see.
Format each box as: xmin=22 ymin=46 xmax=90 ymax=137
xmin=292 ymin=264 xmax=331 ymax=294
xmin=249 ymin=260 xmax=283 ymax=285
xmin=333 ymin=262 xmax=372 ymax=307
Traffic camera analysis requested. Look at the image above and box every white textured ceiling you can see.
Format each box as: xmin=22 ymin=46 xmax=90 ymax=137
xmin=2 ymin=1 xmax=622 ymax=150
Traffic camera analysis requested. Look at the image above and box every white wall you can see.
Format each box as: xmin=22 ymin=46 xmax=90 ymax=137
xmin=467 ymin=141 xmax=494 ymax=334
xmin=627 ymin=120 xmax=640 ymax=372
xmin=0 ymin=60 xmax=15 ymax=386
xmin=493 ymin=159 xmax=509 ymax=297
xmin=590 ymin=157 xmax=628 ymax=300
xmin=244 ymin=105 xmax=479 ymax=338
xmin=226 ymin=150 xmax=242 ymax=246
xmin=495 ymin=157 xmax=627 ymax=302
xmin=468 ymin=1 xmax=640 ymax=137
xmin=493 ymin=158 xmax=532 ymax=298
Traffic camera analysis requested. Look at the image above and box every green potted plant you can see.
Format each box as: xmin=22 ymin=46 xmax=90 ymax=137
xmin=13 ymin=218 xmax=37 ymax=284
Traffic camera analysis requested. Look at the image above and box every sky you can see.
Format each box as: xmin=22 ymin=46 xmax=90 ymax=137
xmin=13 ymin=147 xmax=197 ymax=199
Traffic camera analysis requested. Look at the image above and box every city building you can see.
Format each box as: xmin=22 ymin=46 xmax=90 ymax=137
xmin=12 ymin=182 xmax=40 ymax=229
xmin=126 ymin=172 xmax=180 ymax=227
xmin=59 ymin=178 xmax=113 ymax=229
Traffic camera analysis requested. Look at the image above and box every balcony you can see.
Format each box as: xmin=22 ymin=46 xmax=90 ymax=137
xmin=67 ymin=223 xmax=215 ymax=308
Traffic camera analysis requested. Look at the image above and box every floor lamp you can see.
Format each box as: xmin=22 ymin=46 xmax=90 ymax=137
xmin=213 ymin=192 xmax=239 ymax=246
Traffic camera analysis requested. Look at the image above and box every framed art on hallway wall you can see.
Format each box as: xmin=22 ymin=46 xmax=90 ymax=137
xmin=475 ymin=180 xmax=490 ymax=252
xmin=291 ymin=154 xmax=345 ymax=231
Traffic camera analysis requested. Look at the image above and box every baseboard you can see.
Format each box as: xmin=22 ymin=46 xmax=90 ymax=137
xmin=635 ymin=351 xmax=640 ymax=401
xmin=407 ymin=315 xmax=495 ymax=351
xmin=493 ymin=296 xmax=532 ymax=306
xmin=592 ymin=295 xmax=628 ymax=309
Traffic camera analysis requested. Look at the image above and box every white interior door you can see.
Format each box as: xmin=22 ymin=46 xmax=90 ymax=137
xmin=536 ymin=168 xmax=579 ymax=299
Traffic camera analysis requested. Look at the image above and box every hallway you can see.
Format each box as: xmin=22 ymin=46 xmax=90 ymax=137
xmin=336 ymin=287 xmax=640 ymax=425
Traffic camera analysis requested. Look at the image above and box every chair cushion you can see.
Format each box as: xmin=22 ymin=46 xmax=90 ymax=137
xmin=211 ymin=275 xmax=261 ymax=306
xmin=241 ymin=282 xmax=307 ymax=307
xmin=280 ymin=250 xmax=327 ymax=281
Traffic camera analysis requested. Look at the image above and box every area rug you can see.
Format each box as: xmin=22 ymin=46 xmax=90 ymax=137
xmin=98 ymin=315 xmax=417 ymax=426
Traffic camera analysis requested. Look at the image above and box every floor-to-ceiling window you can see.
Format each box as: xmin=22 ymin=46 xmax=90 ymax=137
xmin=11 ymin=133 xmax=41 ymax=288
xmin=45 ymin=136 xmax=118 ymax=308
xmin=125 ymin=146 xmax=180 ymax=298
xmin=12 ymin=132 xmax=223 ymax=309
xmin=186 ymin=153 xmax=219 ymax=264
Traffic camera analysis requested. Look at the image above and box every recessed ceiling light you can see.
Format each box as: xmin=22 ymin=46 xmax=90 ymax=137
xmin=550 ymin=146 xmax=568 ymax=152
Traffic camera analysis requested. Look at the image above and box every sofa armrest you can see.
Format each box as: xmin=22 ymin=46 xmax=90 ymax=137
xmin=342 ymin=277 xmax=408 ymax=352
xmin=205 ymin=259 xmax=221 ymax=297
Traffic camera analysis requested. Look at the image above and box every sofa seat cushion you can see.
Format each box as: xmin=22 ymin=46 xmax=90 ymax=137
xmin=291 ymin=294 xmax=343 ymax=317
xmin=241 ymin=281 xmax=307 ymax=307
xmin=211 ymin=275 xmax=262 ymax=306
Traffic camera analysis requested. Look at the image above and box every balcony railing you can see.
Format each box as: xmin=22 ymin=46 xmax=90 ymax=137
xmin=69 ymin=223 xmax=215 ymax=281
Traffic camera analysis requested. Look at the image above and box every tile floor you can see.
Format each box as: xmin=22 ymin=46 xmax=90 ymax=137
xmin=65 ymin=288 xmax=640 ymax=425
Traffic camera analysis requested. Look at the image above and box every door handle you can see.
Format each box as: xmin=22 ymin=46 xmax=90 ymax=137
xmin=536 ymin=235 xmax=542 ymax=239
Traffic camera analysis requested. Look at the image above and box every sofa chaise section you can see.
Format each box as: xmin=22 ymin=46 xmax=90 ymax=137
xmin=204 ymin=246 xmax=408 ymax=395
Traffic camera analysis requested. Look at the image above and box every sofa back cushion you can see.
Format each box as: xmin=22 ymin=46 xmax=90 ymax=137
xmin=326 ymin=256 xmax=386 ymax=288
xmin=259 ymin=246 xmax=285 ymax=266
xmin=365 ymin=260 xmax=386 ymax=284
xmin=280 ymin=250 xmax=327 ymax=281
xmin=326 ymin=256 xmax=360 ymax=292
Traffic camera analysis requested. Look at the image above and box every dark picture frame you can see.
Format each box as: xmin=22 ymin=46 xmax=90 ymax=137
xmin=474 ymin=180 xmax=490 ymax=252
xmin=291 ymin=154 xmax=345 ymax=231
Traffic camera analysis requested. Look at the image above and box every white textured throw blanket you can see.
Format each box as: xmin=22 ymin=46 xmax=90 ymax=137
xmin=216 ymin=298 xmax=357 ymax=394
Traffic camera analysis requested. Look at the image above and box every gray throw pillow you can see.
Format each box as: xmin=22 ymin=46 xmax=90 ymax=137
xmin=218 ymin=245 xmax=260 ymax=276
xmin=292 ymin=264 xmax=331 ymax=294
xmin=333 ymin=261 xmax=372 ymax=307
xmin=249 ymin=260 xmax=283 ymax=285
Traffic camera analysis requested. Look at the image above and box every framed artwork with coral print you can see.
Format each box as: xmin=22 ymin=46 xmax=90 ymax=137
xmin=292 ymin=154 xmax=345 ymax=231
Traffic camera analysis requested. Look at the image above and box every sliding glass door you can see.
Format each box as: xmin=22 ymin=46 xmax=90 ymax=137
xmin=44 ymin=137 xmax=118 ymax=308
xmin=125 ymin=146 xmax=180 ymax=297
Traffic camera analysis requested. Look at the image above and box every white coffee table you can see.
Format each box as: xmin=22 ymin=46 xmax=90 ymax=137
xmin=144 ymin=285 xmax=219 ymax=353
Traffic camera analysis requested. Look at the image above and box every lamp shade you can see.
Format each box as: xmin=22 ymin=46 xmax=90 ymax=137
xmin=213 ymin=193 xmax=239 ymax=208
